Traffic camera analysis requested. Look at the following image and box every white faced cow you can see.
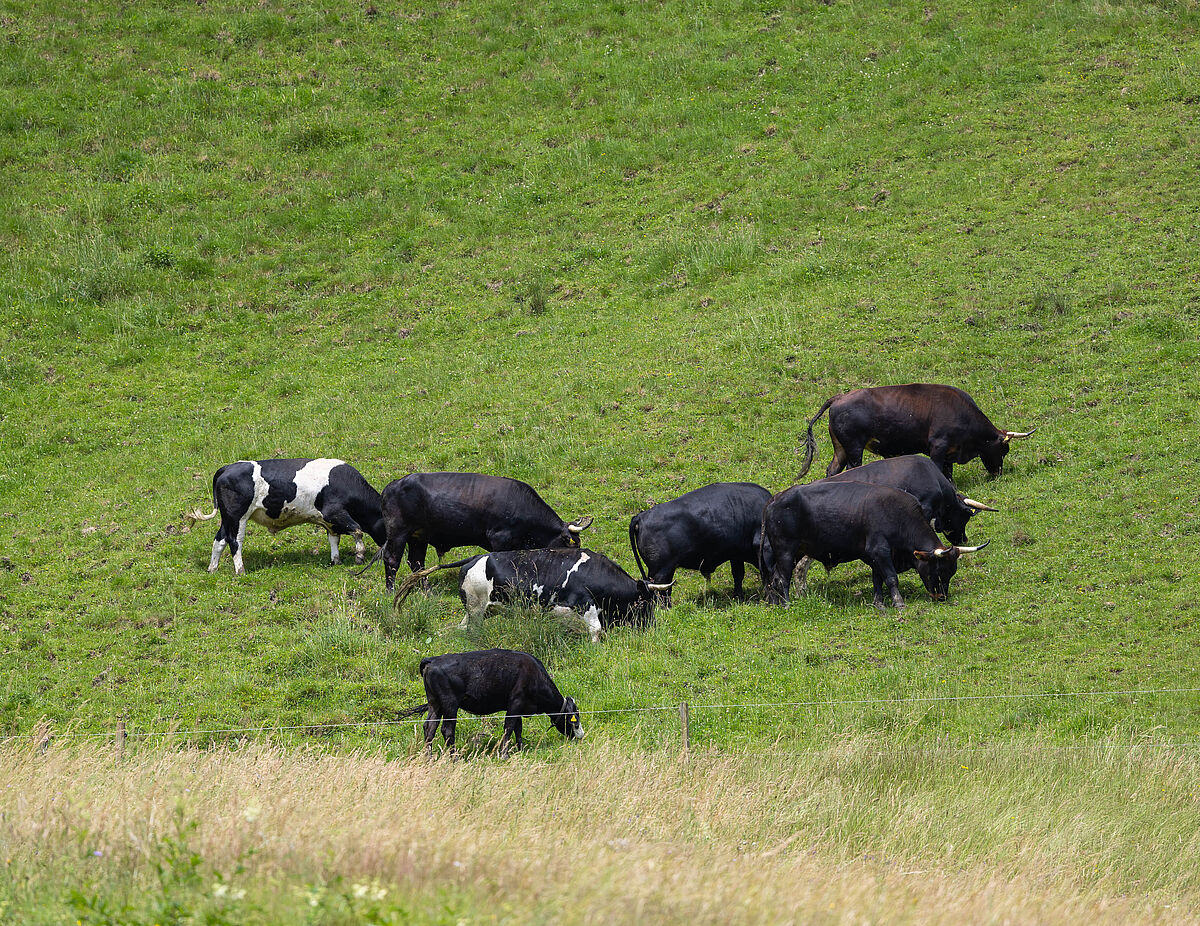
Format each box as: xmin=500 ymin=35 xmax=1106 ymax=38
xmin=187 ymin=458 xmax=386 ymax=575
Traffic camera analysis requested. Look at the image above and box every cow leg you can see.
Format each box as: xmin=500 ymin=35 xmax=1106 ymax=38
xmin=407 ymin=539 xmax=429 ymax=574
xmin=382 ymin=531 xmax=410 ymax=591
xmin=459 ymin=557 xmax=494 ymax=629
xmin=327 ymin=531 xmax=341 ymax=566
xmin=794 ymin=556 xmax=813 ymax=596
xmin=869 ymin=560 xmax=905 ymax=611
xmin=500 ymin=714 xmax=523 ymax=757
xmin=826 ymin=435 xmax=851 ymax=476
xmin=730 ymin=560 xmax=746 ymax=600
xmin=440 ymin=713 xmax=458 ymax=755
xmin=765 ymin=549 xmax=796 ymax=605
xmin=928 ymin=443 xmax=954 ymax=481
xmin=423 ymin=709 xmax=441 ymax=754
xmin=230 ymin=515 xmax=251 ymax=576
xmin=353 ymin=530 xmax=366 ymax=564
xmin=208 ymin=524 xmax=228 ymax=573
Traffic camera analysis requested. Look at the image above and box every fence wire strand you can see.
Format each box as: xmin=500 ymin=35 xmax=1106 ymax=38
xmin=3 ymin=685 xmax=1199 ymax=747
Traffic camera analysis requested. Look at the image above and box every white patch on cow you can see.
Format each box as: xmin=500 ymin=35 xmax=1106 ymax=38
xmin=460 ymin=556 xmax=494 ymax=628
xmin=532 ymin=583 xmax=545 ymax=598
xmin=327 ymin=532 xmax=341 ymax=565
xmin=248 ymin=458 xmax=343 ymax=533
xmin=582 ymin=604 xmax=602 ymax=643
xmin=561 ymin=551 xmax=590 ymax=587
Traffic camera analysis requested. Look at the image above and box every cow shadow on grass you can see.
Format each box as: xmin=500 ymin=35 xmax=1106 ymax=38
xmin=199 ymin=546 xmax=386 ymax=575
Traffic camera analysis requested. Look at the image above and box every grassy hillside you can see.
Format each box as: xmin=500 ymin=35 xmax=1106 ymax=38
xmin=1 ymin=0 xmax=1199 ymax=752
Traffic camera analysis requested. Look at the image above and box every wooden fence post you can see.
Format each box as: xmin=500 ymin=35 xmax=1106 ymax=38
xmin=36 ymin=723 xmax=51 ymax=756
xmin=679 ymin=702 xmax=690 ymax=753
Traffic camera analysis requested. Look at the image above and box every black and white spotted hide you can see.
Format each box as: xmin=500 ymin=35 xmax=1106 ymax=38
xmin=187 ymin=458 xmax=387 ymax=575
xmin=456 ymin=548 xmax=668 ymax=642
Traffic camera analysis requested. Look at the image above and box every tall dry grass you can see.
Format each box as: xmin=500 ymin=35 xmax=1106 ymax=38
xmin=1 ymin=734 xmax=1197 ymax=923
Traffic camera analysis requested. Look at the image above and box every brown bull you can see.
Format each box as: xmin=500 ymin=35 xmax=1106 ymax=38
xmin=799 ymin=383 xmax=1034 ymax=481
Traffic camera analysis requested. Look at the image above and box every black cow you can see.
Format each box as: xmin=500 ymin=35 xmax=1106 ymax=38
xmin=761 ymin=481 xmax=987 ymax=610
xmin=186 ymin=458 xmax=386 ymax=575
xmin=629 ymin=482 xmax=774 ymax=605
xmin=394 ymin=548 xmax=669 ymax=642
xmin=819 ymin=455 xmax=997 ymax=545
xmin=799 ymin=383 xmax=1035 ymax=480
xmin=379 ymin=473 xmax=592 ymax=590
xmin=398 ymin=649 xmax=584 ymax=756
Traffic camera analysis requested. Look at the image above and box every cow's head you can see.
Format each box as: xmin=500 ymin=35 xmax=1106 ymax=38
xmin=983 ymin=428 xmax=1036 ymax=476
xmin=560 ymin=516 xmax=594 ymax=547
xmin=936 ymin=496 xmax=999 ymax=545
xmin=551 ymin=697 xmax=585 ymax=740
xmin=979 ymin=435 xmax=1011 ymax=477
xmin=632 ymin=579 xmax=672 ymax=625
xmin=912 ymin=541 xmax=989 ymax=600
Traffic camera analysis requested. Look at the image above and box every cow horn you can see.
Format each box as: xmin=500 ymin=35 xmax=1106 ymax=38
xmin=646 ymin=581 xmax=675 ymax=591
xmin=1002 ymin=427 xmax=1037 ymax=442
xmin=568 ymin=516 xmax=593 ymax=534
xmin=953 ymin=540 xmax=991 ymax=554
xmin=932 ymin=546 xmax=952 ymax=558
xmin=960 ymin=496 xmax=999 ymax=512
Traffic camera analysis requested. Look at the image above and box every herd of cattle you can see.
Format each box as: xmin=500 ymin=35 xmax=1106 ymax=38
xmin=185 ymin=383 xmax=1033 ymax=751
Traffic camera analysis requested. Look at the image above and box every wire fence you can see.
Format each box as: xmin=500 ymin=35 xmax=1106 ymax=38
xmin=5 ymin=684 xmax=1200 ymax=753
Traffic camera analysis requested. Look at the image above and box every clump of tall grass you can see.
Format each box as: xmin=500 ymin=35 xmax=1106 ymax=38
xmin=1 ymin=738 xmax=1197 ymax=924
xmin=452 ymin=595 xmax=588 ymax=663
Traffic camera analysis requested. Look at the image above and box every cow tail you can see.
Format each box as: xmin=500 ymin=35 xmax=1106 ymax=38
xmin=396 ymin=702 xmax=429 ymax=719
xmin=182 ymin=507 xmax=217 ymax=531
xmin=757 ymin=505 xmax=769 ymax=581
xmin=628 ymin=515 xmax=648 ymax=581
xmin=183 ymin=465 xmax=227 ymax=532
xmin=392 ymin=558 xmax=476 ymax=613
xmin=799 ymin=396 xmax=837 ymax=480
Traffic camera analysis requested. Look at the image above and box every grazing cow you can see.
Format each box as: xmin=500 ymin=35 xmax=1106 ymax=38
xmin=819 ymin=455 xmax=997 ymax=545
xmin=398 ymin=649 xmax=584 ymax=756
xmin=761 ymin=481 xmax=987 ymax=610
xmin=799 ymin=383 xmax=1035 ymax=480
xmin=378 ymin=473 xmax=592 ymax=590
xmin=394 ymin=548 xmax=669 ymax=642
xmin=186 ymin=458 xmax=386 ymax=575
xmin=628 ymin=482 xmax=774 ymax=605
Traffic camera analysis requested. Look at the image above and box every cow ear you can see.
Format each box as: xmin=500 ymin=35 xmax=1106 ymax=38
xmin=913 ymin=550 xmax=931 ymax=561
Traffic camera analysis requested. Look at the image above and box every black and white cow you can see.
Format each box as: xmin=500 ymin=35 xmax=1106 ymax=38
xmin=628 ymin=482 xmax=774 ymax=605
xmin=379 ymin=472 xmax=593 ymax=590
xmin=186 ymin=458 xmax=386 ymax=575
xmin=761 ymin=481 xmax=988 ymax=610
xmin=398 ymin=648 xmax=584 ymax=756
xmin=394 ymin=548 xmax=669 ymax=642
xmin=819 ymin=455 xmax=997 ymax=545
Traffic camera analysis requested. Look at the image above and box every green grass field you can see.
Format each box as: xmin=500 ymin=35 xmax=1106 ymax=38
xmin=1 ymin=0 xmax=1200 ymax=916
